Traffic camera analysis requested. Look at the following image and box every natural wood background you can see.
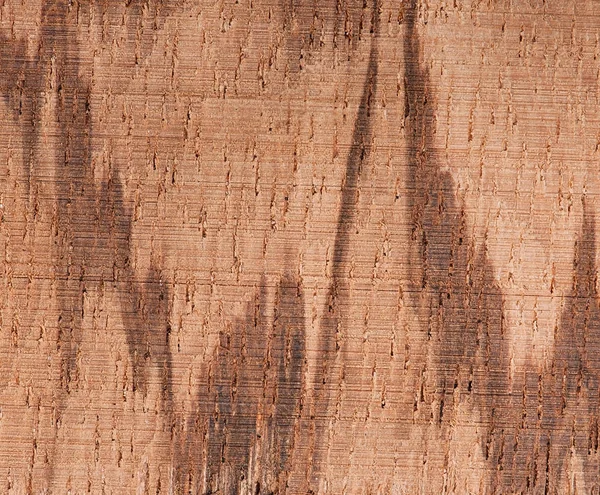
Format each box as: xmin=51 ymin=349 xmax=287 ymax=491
xmin=1 ymin=0 xmax=600 ymax=493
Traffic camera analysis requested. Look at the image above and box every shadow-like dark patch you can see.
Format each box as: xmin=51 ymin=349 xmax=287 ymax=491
xmin=41 ymin=0 xmax=175 ymax=400
xmin=191 ymin=272 xmax=305 ymax=495
xmin=403 ymin=1 xmax=512 ymax=491
xmin=204 ymin=284 xmax=265 ymax=495
xmin=165 ymin=0 xmax=378 ymax=488
xmin=542 ymin=199 xmax=600 ymax=492
xmin=484 ymin=201 xmax=600 ymax=494
xmin=94 ymin=0 xmax=183 ymax=66
xmin=270 ymin=272 xmax=306 ymax=476
xmin=0 ymin=32 xmax=38 ymax=211
xmin=301 ymin=0 xmax=380 ymax=487
xmin=0 ymin=1 xmax=180 ymax=488
xmin=405 ymin=2 xmax=600 ymax=493
xmin=0 ymin=33 xmax=27 ymax=117
xmin=419 ymin=169 xmax=508 ymax=422
xmin=281 ymin=0 xmax=376 ymax=76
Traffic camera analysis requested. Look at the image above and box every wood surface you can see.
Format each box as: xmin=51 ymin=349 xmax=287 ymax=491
xmin=0 ymin=0 xmax=599 ymax=493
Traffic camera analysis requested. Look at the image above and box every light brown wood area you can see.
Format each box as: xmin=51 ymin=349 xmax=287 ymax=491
xmin=1 ymin=0 xmax=599 ymax=493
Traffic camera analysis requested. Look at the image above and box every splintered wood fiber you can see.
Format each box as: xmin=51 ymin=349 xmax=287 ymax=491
xmin=1 ymin=0 xmax=600 ymax=493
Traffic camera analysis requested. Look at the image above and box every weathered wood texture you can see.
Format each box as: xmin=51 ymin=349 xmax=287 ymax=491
xmin=1 ymin=0 xmax=599 ymax=493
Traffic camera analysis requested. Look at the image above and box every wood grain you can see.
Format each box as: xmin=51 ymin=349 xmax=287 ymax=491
xmin=1 ymin=0 xmax=600 ymax=493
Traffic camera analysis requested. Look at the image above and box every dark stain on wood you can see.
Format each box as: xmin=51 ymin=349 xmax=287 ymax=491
xmin=206 ymin=290 xmax=262 ymax=495
xmin=403 ymin=1 xmax=511 ymax=492
xmin=268 ymin=272 xmax=306 ymax=477
xmin=178 ymin=0 xmax=383 ymax=488
xmin=282 ymin=0 xmax=374 ymax=75
xmin=492 ymin=200 xmax=600 ymax=493
xmin=403 ymin=2 xmax=600 ymax=493
xmin=183 ymin=270 xmax=306 ymax=494
xmin=304 ymin=0 xmax=381 ymax=487
xmin=42 ymin=0 xmax=176 ymax=395
xmin=7 ymin=0 xmax=599 ymax=492
xmin=550 ymin=199 xmax=600 ymax=491
xmin=0 ymin=1 xmax=179 ymax=487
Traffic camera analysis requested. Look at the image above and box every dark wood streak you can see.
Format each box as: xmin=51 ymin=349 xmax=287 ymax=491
xmin=0 ymin=1 xmax=179 ymax=489
xmin=485 ymin=200 xmax=600 ymax=494
xmin=0 ymin=33 xmax=31 ymax=200
xmin=403 ymin=3 xmax=600 ymax=493
xmin=205 ymin=285 xmax=265 ymax=495
xmin=550 ymin=199 xmax=600 ymax=492
xmin=403 ymin=1 xmax=510 ymax=492
xmin=175 ymin=2 xmax=380 ymax=491
xmin=497 ymin=199 xmax=600 ymax=494
xmin=553 ymin=200 xmax=600 ymax=491
xmin=304 ymin=0 xmax=381 ymax=488
xmin=181 ymin=269 xmax=306 ymax=494
xmin=282 ymin=0 xmax=372 ymax=77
